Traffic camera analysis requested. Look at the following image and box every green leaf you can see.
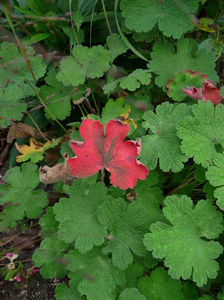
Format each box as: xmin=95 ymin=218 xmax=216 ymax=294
xmin=125 ymin=264 xmax=144 ymax=288
xmin=72 ymin=10 xmax=83 ymax=31
xmin=101 ymin=98 xmax=130 ymax=124
xmin=40 ymin=69 xmax=74 ymax=120
xmin=0 ymin=42 xmax=46 ymax=96
xmin=0 ymin=163 xmax=48 ymax=231
xmin=137 ymin=267 xmax=184 ymax=300
xmin=206 ymin=153 xmax=224 ymax=210
xmin=24 ymin=33 xmax=50 ymax=45
xmin=55 ymin=284 xmax=78 ymax=300
xmin=33 ymin=236 xmax=69 ymax=279
xmin=39 ymin=206 xmax=59 ymax=238
xmin=177 ymin=101 xmax=224 ymax=168
xmin=149 ymin=39 xmax=218 ymax=89
xmin=144 ymin=195 xmax=223 ymax=286
xmin=56 ymin=45 xmax=111 ymax=86
xmin=134 ymin=177 xmax=165 ymax=228
xmin=53 ymin=178 xmax=108 ymax=253
xmin=103 ymin=69 xmax=151 ymax=94
xmin=98 ymin=198 xmax=147 ymax=270
xmin=133 ymin=27 xmax=158 ymax=43
xmin=0 ymin=42 xmax=46 ymax=127
xmin=220 ymin=87 xmax=224 ymax=99
xmin=140 ymin=103 xmax=191 ymax=172
xmin=118 ymin=288 xmax=146 ymax=300
xmin=0 ymin=96 xmax=27 ymax=128
xmin=78 ymin=272 xmax=116 ymax=300
xmin=120 ymin=0 xmax=199 ymax=38
xmin=65 ymin=247 xmax=125 ymax=287
xmin=167 ymin=71 xmax=205 ymax=101
xmin=106 ymin=33 xmax=128 ymax=62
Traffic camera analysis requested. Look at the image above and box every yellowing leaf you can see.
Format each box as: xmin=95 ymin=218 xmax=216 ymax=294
xmin=194 ymin=18 xmax=216 ymax=33
xmin=16 ymin=138 xmax=61 ymax=163
xmin=118 ymin=108 xmax=137 ymax=129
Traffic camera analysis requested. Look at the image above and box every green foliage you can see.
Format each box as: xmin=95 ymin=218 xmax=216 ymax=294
xmin=167 ymin=71 xmax=205 ymax=101
xmin=55 ymin=284 xmax=77 ymax=300
xmin=141 ymin=103 xmax=191 ymax=172
xmin=120 ymin=0 xmax=198 ymax=38
xmin=98 ymin=198 xmax=147 ymax=270
xmin=106 ymin=33 xmax=128 ymax=62
xmin=137 ymin=267 xmax=184 ymax=300
xmin=118 ymin=288 xmax=146 ymax=300
xmin=149 ymin=39 xmax=218 ymax=89
xmin=39 ymin=69 xmax=74 ymax=120
xmin=0 ymin=163 xmax=48 ymax=231
xmin=177 ymin=101 xmax=224 ymax=168
xmin=78 ymin=272 xmax=116 ymax=300
xmin=53 ymin=178 xmax=108 ymax=252
xmin=39 ymin=206 xmax=59 ymax=238
xmin=100 ymin=98 xmax=130 ymax=124
xmin=1 ymin=1 xmax=224 ymax=298
xmin=33 ymin=236 xmax=69 ymax=278
xmin=0 ymin=42 xmax=46 ymax=127
xmin=65 ymin=247 xmax=125 ymax=287
xmin=144 ymin=195 xmax=223 ymax=286
xmin=206 ymin=153 xmax=224 ymax=210
xmin=56 ymin=45 xmax=111 ymax=86
xmin=103 ymin=69 xmax=151 ymax=94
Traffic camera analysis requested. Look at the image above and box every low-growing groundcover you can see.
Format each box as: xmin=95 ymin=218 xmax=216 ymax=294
xmin=0 ymin=0 xmax=224 ymax=299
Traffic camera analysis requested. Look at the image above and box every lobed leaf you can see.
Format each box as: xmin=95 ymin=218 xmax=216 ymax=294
xmin=140 ymin=103 xmax=191 ymax=172
xmin=149 ymin=38 xmax=218 ymax=89
xmin=120 ymin=0 xmax=199 ymax=38
xmin=144 ymin=195 xmax=223 ymax=286
xmin=177 ymin=101 xmax=224 ymax=168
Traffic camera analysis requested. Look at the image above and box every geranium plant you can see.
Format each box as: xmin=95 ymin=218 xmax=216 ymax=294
xmin=0 ymin=0 xmax=224 ymax=299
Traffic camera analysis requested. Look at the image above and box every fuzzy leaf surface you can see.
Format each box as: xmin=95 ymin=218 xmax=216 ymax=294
xmin=98 ymin=198 xmax=147 ymax=270
xmin=118 ymin=288 xmax=146 ymax=300
xmin=55 ymin=284 xmax=78 ymax=300
xmin=177 ymin=101 xmax=224 ymax=168
xmin=138 ymin=267 xmax=184 ymax=300
xmin=53 ymin=179 xmax=108 ymax=252
xmin=39 ymin=206 xmax=59 ymax=238
xmin=206 ymin=153 xmax=224 ymax=210
xmin=33 ymin=236 xmax=69 ymax=278
xmin=120 ymin=0 xmax=198 ymax=38
xmin=40 ymin=69 xmax=74 ymax=120
xmin=103 ymin=69 xmax=151 ymax=94
xmin=0 ymin=42 xmax=46 ymax=98
xmin=78 ymin=272 xmax=116 ymax=300
xmin=144 ymin=195 xmax=223 ymax=286
xmin=141 ymin=103 xmax=191 ymax=172
xmin=167 ymin=71 xmax=205 ymax=101
xmin=149 ymin=39 xmax=218 ymax=89
xmin=0 ymin=163 xmax=48 ymax=230
xmin=106 ymin=33 xmax=128 ymax=62
xmin=56 ymin=45 xmax=111 ymax=86
xmin=65 ymin=247 xmax=125 ymax=287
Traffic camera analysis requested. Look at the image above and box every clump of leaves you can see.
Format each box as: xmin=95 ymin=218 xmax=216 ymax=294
xmin=1 ymin=1 xmax=224 ymax=299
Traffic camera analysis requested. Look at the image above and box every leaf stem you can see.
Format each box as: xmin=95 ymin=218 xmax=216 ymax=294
xmin=101 ymin=0 xmax=113 ymax=37
xmin=26 ymin=82 xmax=68 ymax=133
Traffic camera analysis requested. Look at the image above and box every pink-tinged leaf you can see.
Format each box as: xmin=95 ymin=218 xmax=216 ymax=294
xmin=68 ymin=119 xmax=149 ymax=189
xmin=182 ymin=79 xmax=222 ymax=106
xmin=182 ymin=86 xmax=205 ymax=101
xmin=203 ymin=80 xmax=222 ymax=105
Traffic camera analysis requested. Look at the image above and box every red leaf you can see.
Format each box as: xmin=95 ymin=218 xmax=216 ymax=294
xmin=68 ymin=119 xmax=149 ymax=189
xmin=182 ymin=79 xmax=222 ymax=106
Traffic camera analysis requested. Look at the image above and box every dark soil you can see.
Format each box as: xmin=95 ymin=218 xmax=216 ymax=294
xmin=0 ymin=279 xmax=56 ymax=300
xmin=0 ymin=130 xmax=57 ymax=299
